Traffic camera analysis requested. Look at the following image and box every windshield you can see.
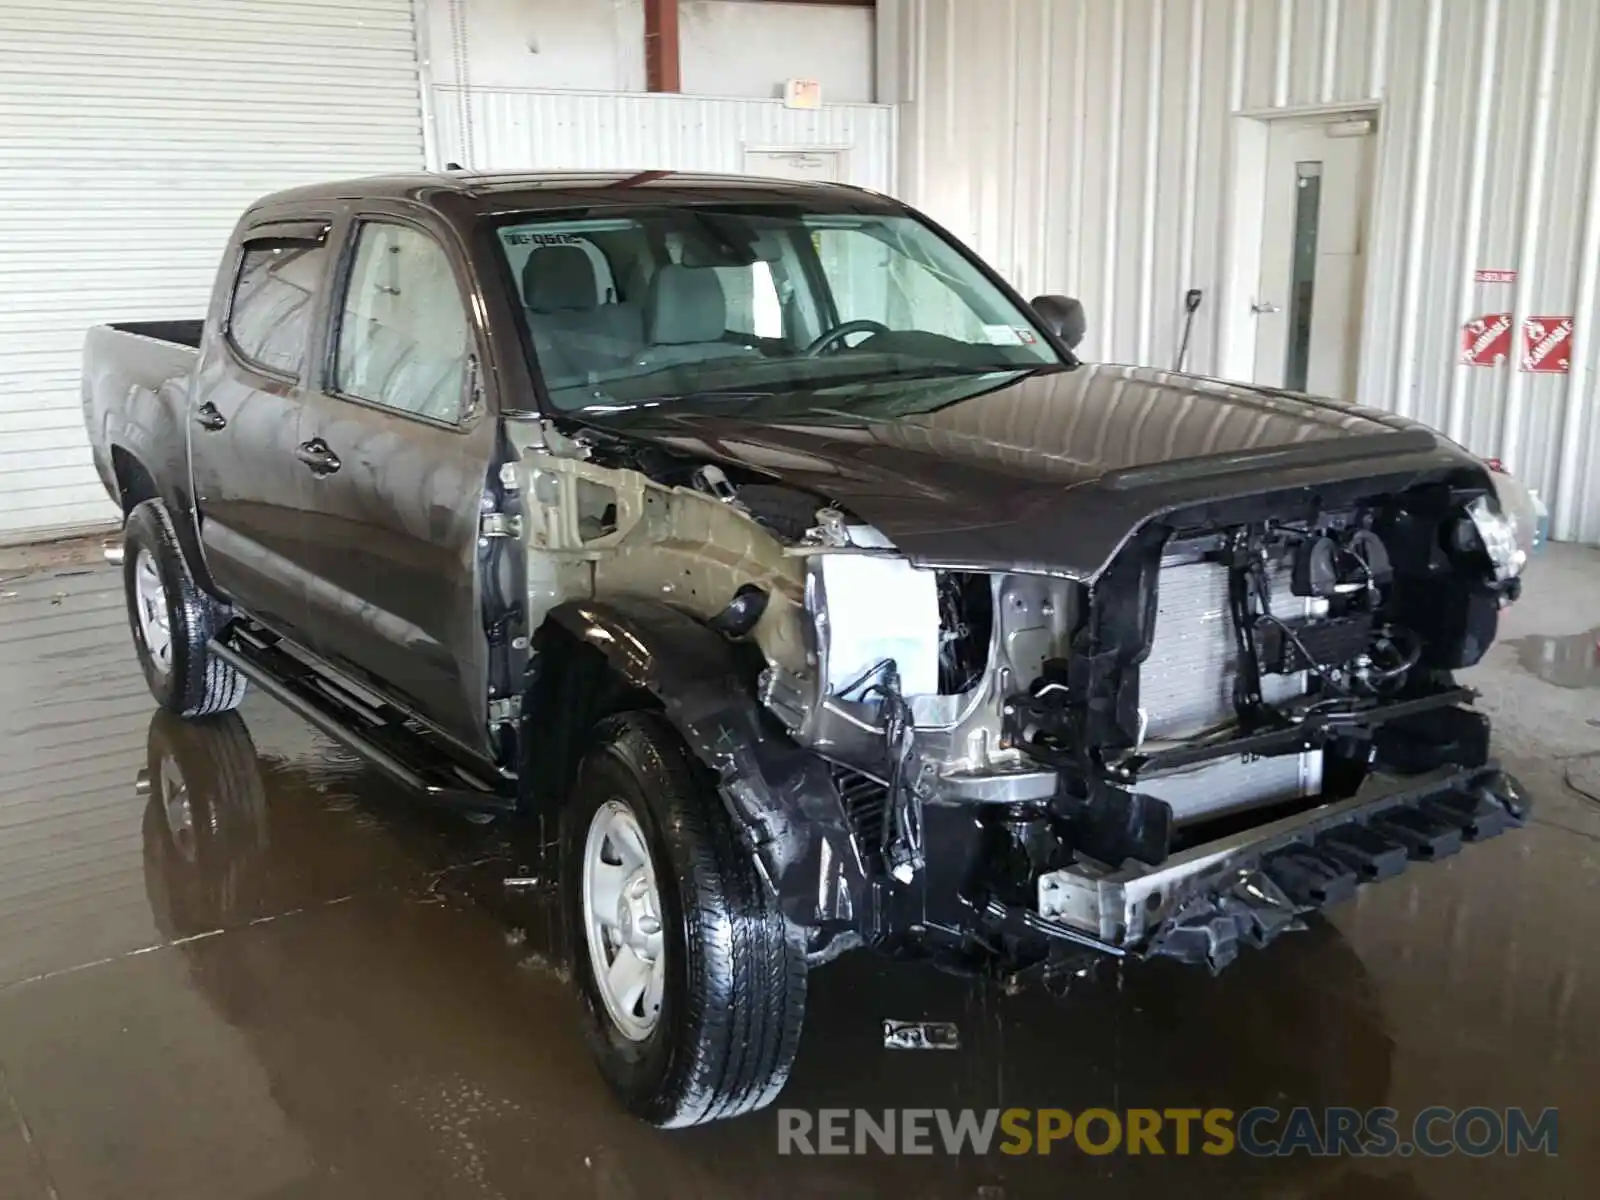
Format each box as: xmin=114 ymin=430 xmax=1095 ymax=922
xmin=494 ymin=205 xmax=1063 ymax=411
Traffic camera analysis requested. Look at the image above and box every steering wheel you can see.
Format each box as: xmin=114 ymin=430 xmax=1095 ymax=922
xmin=803 ymin=319 xmax=892 ymax=358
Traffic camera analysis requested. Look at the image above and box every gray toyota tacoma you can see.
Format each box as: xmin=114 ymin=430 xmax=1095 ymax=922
xmin=82 ymin=170 xmax=1530 ymax=1127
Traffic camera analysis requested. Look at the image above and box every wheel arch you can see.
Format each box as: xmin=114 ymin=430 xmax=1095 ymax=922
xmin=110 ymin=445 xmax=160 ymax=512
xmin=526 ymin=597 xmax=868 ymax=929
xmin=109 ymin=445 xmax=219 ymax=597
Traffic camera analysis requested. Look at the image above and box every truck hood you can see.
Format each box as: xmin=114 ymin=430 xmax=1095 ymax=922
xmin=574 ymin=363 xmax=1487 ymax=579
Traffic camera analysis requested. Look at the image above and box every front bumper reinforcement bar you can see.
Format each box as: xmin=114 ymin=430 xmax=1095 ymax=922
xmin=1031 ymin=763 xmax=1528 ymax=972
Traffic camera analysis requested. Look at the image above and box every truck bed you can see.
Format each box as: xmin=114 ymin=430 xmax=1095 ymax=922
xmin=108 ymin=319 xmax=204 ymax=349
xmin=82 ymin=322 xmax=203 ymax=513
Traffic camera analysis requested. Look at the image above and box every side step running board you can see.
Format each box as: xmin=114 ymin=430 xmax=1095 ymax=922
xmin=212 ymin=632 xmax=514 ymax=813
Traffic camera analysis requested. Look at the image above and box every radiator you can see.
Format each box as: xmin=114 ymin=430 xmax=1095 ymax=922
xmin=1136 ymin=542 xmax=1322 ymax=824
xmin=1137 ymin=750 xmax=1323 ymax=825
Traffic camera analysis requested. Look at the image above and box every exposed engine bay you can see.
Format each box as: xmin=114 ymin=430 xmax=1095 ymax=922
xmin=508 ymin=418 xmax=1531 ymax=975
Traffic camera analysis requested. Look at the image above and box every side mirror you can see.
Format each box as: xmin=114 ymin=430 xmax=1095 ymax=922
xmin=1031 ymin=295 xmax=1087 ymax=350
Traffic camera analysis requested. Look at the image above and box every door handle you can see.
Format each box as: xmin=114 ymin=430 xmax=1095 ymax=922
xmin=194 ymin=401 xmax=227 ymax=431
xmin=1251 ymin=301 xmax=1283 ymax=315
xmin=295 ymin=438 xmax=342 ymax=475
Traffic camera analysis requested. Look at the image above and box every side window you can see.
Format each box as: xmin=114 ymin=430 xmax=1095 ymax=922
xmin=334 ymin=222 xmax=470 ymax=423
xmin=228 ymin=237 xmax=329 ymax=376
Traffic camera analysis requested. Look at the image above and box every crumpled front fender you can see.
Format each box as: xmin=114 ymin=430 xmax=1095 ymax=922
xmin=544 ymin=597 xmax=870 ymax=929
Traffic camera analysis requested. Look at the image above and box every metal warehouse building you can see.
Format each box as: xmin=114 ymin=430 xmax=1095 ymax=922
xmin=2 ymin=0 xmax=1598 ymax=543
xmin=885 ymin=0 xmax=1600 ymax=544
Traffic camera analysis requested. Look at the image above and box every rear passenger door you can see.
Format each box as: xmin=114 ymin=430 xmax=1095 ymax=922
xmin=190 ymin=219 xmax=330 ymax=642
xmin=293 ymin=209 xmax=497 ymax=758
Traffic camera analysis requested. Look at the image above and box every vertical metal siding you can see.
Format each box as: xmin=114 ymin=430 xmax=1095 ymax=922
xmin=0 ymin=0 xmax=425 ymax=541
xmin=890 ymin=0 xmax=1600 ymax=542
xmin=433 ymin=87 xmax=896 ymax=193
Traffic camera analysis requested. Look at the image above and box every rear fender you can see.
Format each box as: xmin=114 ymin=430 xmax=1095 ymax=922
xmin=108 ymin=456 xmax=216 ymax=599
xmin=539 ymin=597 xmax=868 ymax=929
xmin=104 ymin=388 xmax=217 ymax=596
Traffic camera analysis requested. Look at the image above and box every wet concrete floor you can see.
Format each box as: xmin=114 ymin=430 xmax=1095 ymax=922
xmin=1 ymin=549 xmax=1598 ymax=1198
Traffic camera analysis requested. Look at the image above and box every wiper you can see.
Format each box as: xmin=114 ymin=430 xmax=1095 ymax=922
xmin=570 ymin=364 xmax=1063 ymax=414
xmin=815 ymin=362 xmax=1059 ymax=388
xmin=653 ymin=388 xmax=778 ymax=403
xmin=572 ymin=389 xmax=776 ymax=415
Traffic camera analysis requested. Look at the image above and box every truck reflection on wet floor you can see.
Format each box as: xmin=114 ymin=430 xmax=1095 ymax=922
xmin=137 ymin=706 xmax=1407 ymax=1197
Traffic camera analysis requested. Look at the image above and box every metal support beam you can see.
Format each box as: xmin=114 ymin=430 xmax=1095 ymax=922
xmin=645 ymin=0 xmax=681 ymax=93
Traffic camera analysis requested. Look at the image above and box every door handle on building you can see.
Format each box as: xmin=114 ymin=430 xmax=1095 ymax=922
xmin=1251 ymin=301 xmax=1282 ymax=314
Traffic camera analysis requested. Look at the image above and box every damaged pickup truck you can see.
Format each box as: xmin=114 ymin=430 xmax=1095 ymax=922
xmin=83 ymin=170 xmax=1531 ymax=1127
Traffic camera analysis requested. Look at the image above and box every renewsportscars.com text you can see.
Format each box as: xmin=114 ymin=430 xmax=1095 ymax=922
xmin=777 ymin=1106 xmax=1558 ymax=1158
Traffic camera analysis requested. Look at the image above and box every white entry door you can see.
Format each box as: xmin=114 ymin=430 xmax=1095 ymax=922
xmin=1252 ymin=119 xmax=1375 ymax=399
xmin=743 ymin=149 xmax=846 ymax=183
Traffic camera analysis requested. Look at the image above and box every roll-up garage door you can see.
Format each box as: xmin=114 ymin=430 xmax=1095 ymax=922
xmin=0 ymin=0 xmax=426 ymax=539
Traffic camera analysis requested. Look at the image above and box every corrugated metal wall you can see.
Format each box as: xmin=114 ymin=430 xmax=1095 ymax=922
xmin=432 ymin=87 xmax=896 ymax=192
xmin=888 ymin=0 xmax=1600 ymax=542
xmin=0 ymin=0 xmax=426 ymax=541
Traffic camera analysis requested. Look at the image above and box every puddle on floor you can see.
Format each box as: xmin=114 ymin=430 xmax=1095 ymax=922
xmin=1509 ymin=626 xmax=1600 ymax=689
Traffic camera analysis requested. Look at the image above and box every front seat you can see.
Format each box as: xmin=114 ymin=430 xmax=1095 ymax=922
xmin=640 ymin=264 xmax=758 ymax=367
xmin=523 ymin=243 xmax=598 ymax=314
xmin=522 ymin=245 xmax=640 ymax=384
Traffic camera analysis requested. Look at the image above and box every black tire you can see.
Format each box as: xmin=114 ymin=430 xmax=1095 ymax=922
xmin=562 ymin=711 xmax=807 ymax=1126
xmin=122 ymin=499 xmax=247 ymax=718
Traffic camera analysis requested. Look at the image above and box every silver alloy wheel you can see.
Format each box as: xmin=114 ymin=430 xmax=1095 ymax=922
xmin=582 ymin=799 xmax=666 ymax=1041
xmin=134 ymin=547 xmax=173 ymax=675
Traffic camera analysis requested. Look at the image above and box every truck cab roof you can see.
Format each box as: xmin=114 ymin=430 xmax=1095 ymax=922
xmin=250 ymin=169 xmax=902 ymax=219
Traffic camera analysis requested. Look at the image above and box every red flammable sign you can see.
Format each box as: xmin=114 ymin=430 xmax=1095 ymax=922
xmin=1521 ymin=316 xmax=1573 ymax=373
xmin=1461 ymin=312 xmax=1513 ymax=366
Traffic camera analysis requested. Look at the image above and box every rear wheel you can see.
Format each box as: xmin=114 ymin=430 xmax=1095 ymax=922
xmin=562 ymin=711 xmax=808 ymax=1126
xmin=123 ymin=499 xmax=246 ymax=717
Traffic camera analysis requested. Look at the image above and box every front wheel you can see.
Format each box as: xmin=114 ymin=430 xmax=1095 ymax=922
xmin=562 ymin=712 xmax=808 ymax=1126
xmin=123 ymin=499 xmax=247 ymax=717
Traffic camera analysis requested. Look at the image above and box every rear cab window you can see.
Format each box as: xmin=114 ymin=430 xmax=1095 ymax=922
xmin=226 ymin=222 xmax=331 ymax=377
